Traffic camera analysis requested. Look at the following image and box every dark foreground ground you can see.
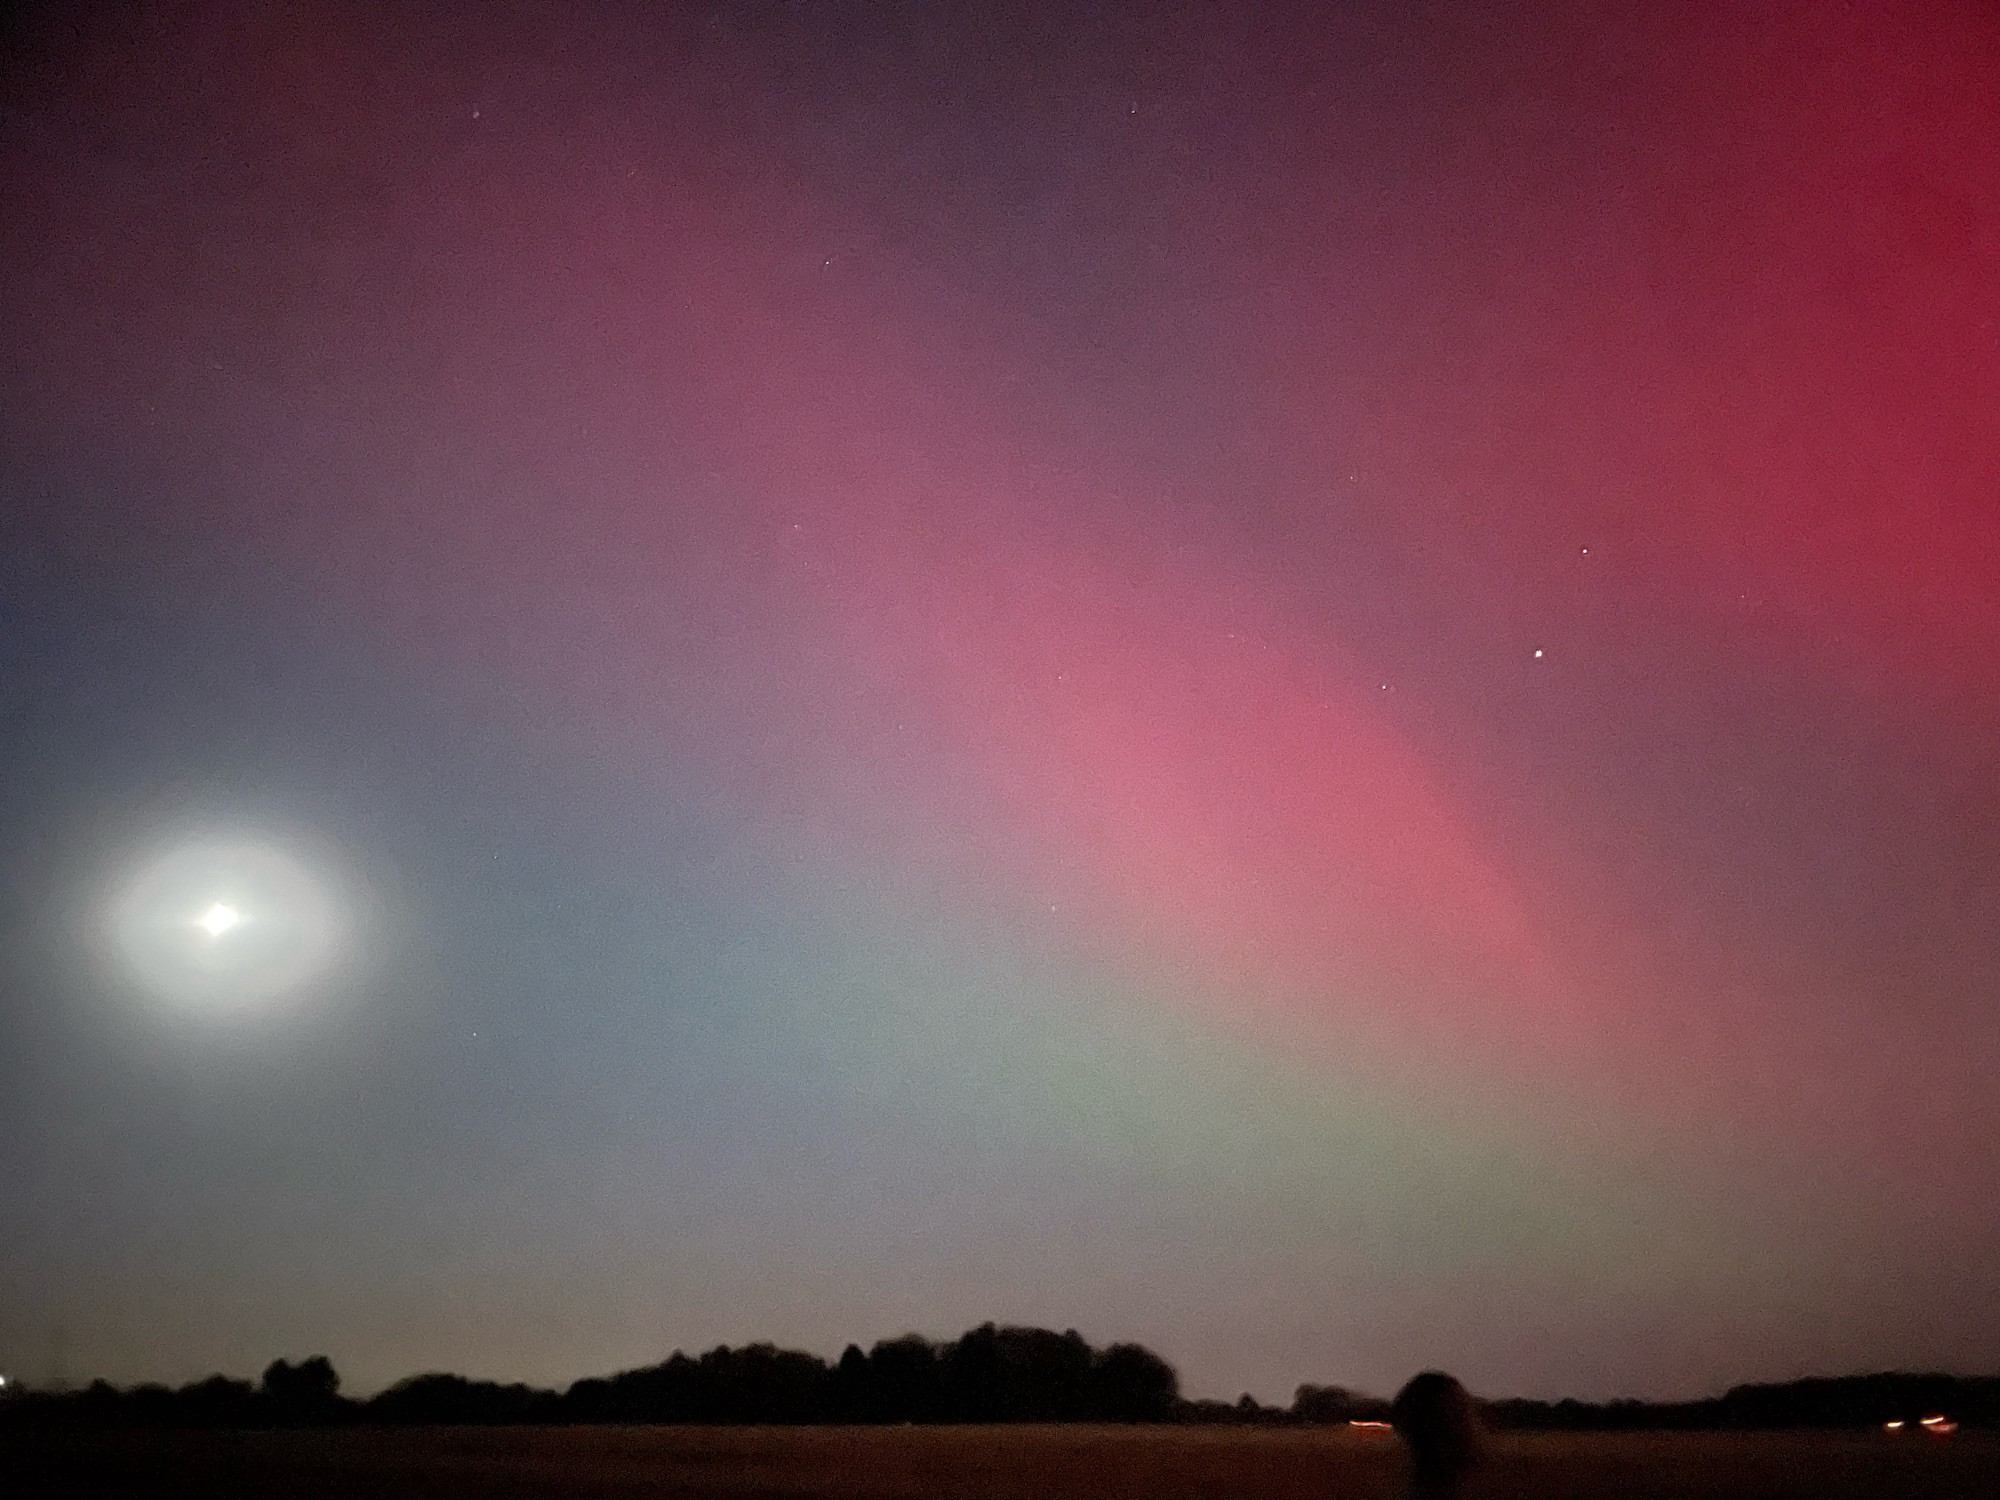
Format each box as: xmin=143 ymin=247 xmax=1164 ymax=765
xmin=5 ymin=1423 xmax=1999 ymax=1499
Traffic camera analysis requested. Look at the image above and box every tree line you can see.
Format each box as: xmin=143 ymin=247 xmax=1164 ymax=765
xmin=5 ymin=1334 xmax=1993 ymax=1431
xmin=0 ymin=1324 xmax=1181 ymax=1429
xmin=1486 ymin=1373 xmax=2000 ymax=1431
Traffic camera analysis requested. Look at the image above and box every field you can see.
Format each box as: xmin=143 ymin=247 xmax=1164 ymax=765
xmin=5 ymin=1423 xmax=1999 ymax=1499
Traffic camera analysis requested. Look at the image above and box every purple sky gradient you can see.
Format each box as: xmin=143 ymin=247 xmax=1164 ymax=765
xmin=1 ymin=0 xmax=1996 ymax=1401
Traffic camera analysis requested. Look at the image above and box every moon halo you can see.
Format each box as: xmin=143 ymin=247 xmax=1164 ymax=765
xmin=105 ymin=839 xmax=343 ymax=1010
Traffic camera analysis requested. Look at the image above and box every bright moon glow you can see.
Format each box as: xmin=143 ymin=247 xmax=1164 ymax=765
xmin=195 ymin=902 xmax=242 ymax=938
xmin=106 ymin=840 xmax=342 ymax=1009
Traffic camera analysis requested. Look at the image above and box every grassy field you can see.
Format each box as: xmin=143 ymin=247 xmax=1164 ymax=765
xmin=5 ymin=1422 xmax=1998 ymax=1499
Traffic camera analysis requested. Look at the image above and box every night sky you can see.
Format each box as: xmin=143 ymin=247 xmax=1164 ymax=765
xmin=2 ymin=0 xmax=1997 ymax=1405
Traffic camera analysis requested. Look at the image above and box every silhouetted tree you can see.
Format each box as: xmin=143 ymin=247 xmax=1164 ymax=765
xmin=369 ymin=1373 xmax=558 ymax=1425
xmin=1720 ymin=1371 xmax=1977 ymax=1429
xmin=1088 ymin=1342 xmax=1179 ymax=1422
xmin=691 ymin=1343 xmax=832 ymax=1423
xmin=945 ymin=1324 xmax=1094 ymax=1421
xmin=260 ymin=1356 xmax=341 ymax=1422
xmin=1391 ymin=1372 xmax=1486 ymax=1499
xmin=1225 ymin=1391 xmax=1288 ymax=1424
xmin=1293 ymin=1383 xmax=1385 ymax=1424
xmin=864 ymin=1334 xmax=946 ymax=1423
xmin=830 ymin=1343 xmax=870 ymax=1422
xmin=567 ymin=1351 xmax=700 ymax=1423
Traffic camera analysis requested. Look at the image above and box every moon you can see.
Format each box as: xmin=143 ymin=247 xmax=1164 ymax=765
xmin=106 ymin=840 xmax=341 ymax=1009
xmin=195 ymin=902 xmax=243 ymax=938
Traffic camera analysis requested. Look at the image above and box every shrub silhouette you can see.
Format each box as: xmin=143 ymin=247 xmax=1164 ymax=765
xmin=1391 ymin=1371 xmax=1486 ymax=1498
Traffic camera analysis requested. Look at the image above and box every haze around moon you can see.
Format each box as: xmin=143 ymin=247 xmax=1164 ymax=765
xmin=105 ymin=840 xmax=341 ymax=1010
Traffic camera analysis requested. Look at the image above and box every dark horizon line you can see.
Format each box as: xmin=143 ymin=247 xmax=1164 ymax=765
xmin=5 ymin=1323 xmax=1998 ymax=1433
